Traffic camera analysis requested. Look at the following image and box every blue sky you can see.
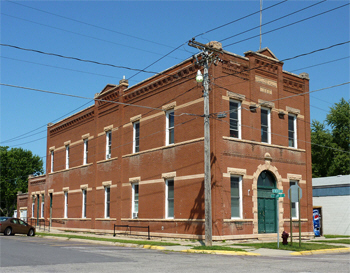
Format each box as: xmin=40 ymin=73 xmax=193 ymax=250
xmin=1 ymin=0 xmax=349 ymax=170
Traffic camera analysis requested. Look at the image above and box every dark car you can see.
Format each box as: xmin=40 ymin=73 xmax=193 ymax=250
xmin=0 ymin=217 xmax=35 ymax=236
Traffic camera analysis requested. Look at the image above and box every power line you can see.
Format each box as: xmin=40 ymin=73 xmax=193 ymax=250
xmin=5 ymin=0 xmax=176 ymax=50
xmin=0 ymin=83 xmax=164 ymax=112
xmin=0 ymin=43 xmax=162 ymax=74
xmin=194 ymin=0 xmax=288 ymax=38
xmin=220 ymin=0 xmax=327 ymax=43
xmin=1 ymin=56 xmax=138 ymax=83
xmin=290 ymin=56 xmax=350 ymax=72
xmin=1 ymin=13 xmax=181 ymax=60
xmin=224 ymin=2 xmax=350 ymax=47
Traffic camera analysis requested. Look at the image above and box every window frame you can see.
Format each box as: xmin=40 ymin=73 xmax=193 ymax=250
xmin=32 ymin=197 xmax=35 ymax=218
xmin=229 ymin=99 xmax=241 ymax=139
xmin=82 ymin=189 xmax=87 ymax=219
xmin=260 ymin=107 xmax=271 ymax=144
xmin=288 ymin=114 xmax=297 ymax=148
xmin=50 ymin=150 xmax=54 ymax=173
xmin=105 ymin=186 xmax=110 ymax=218
xmin=106 ymin=131 xmax=112 ymax=159
xmin=165 ymin=179 xmax=174 ymax=219
xmin=132 ymin=183 xmax=139 ymax=219
xmin=230 ymin=175 xmax=243 ymax=219
xmin=290 ymin=180 xmax=299 ymax=219
xmin=41 ymin=194 xmax=44 ymax=218
xmin=166 ymin=109 xmax=174 ymax=146
xmin=133 ymin=121 xmax=140 ymax=153
xmin=64 ymin=191 xmax=68 ymax=218
xmin=83 ymin=139 xmax=88 ymax=165
xmin=65 ymin=145 xmax=70 ymax=169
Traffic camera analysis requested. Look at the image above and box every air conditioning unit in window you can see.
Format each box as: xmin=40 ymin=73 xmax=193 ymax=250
xmin=106 ymin=154 xmax=111 ymax=159
xmin=133 ymin=212 xmax=138 ymax=219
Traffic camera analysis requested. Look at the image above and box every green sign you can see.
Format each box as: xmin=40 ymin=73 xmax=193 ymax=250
xmin=272 ymin=189 xmax=283 ymax=194
xmin=271 ymin=193 xmax=285 ymax=198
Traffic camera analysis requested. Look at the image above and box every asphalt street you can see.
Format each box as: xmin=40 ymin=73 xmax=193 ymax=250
xmin=1 ymin=235 xmax=349 ymax=273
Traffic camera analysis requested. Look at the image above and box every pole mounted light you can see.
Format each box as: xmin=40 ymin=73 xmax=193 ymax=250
xmin=196 ymin=70 xmax=203 ymax=83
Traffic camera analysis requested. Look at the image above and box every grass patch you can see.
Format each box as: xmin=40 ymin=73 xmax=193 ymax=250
xmin=37 ymin=232 xmax=180 ymax=246
xmin=324 ymin=235 xmax=350 ymax=239
xmin=192 ymin=246 xmax=246 ymax=252
xmin=234 ymin=242 xmax=344 ymax=252
xmin=310 ymin=239 xmax=350 ymax=244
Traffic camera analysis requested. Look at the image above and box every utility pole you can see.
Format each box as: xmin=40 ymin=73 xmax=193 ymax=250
xmin=188 ymin=38 xmax=222 ymax=246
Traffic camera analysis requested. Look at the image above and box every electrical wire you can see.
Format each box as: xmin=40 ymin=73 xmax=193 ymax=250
xmin=1 ymin=13 xmax=182 ymax=60
xmin=219 ymin=0 xmax=327 ymax=43
xmin=224 ymin=2 xmax=350 ymax=47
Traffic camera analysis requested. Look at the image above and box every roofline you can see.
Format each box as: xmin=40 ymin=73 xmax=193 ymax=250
xmin=48 ymin=104 xmax=95 ymax=128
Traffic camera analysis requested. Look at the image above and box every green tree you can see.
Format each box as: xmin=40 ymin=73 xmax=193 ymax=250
xmin=311 ymin=98 xmax=350 ymax=177
xmin=0 ymin=146 xmax=43 ymax=216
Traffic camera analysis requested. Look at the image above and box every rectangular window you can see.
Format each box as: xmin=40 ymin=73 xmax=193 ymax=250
xmin=50 ymin=150 xmax=54 ymax=172
xmin=64 ymin=192 xmax=68 ymax=218
xmin=106 ymin=131 xmax=112 ymax=159
xmin=83 ymin=139 xmax=88 ymax=165
xmin=41 ymin=194 xmax=44 ymax=218
xmin=166 ymin=110 xmax=174 ymax=145
xmin=133 ymin=121 xmax=140 ymax=153
xmin=229 ymin=100 xmax=241 ymax=138
xmin=105 ymin=187 xmax=110 ymax=218
xmin=288 ymin=114 xmax=297 ymax=148
xmin=231 ymin=176 xmax=242 ymax=219
xmin=32 ymin=197 xmax=35 ymax=218
xmin=82 ymin=189 xmax=87 ymax=218
xmin=65 ymin=145 xmax=69 ymax=169
xmin=165 ymin=179 xmax=174 ymax=219
xmin=290 ymin=181 xmax=299 ymax=219
xmin=132 ymin=183 xmax=139 ymax=218
xmin=261 ymin=108 xmax=271 ymax=144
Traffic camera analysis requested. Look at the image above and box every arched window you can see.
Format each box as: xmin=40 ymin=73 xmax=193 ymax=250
xmin=257 ymin=170 xmax=276 ymax=189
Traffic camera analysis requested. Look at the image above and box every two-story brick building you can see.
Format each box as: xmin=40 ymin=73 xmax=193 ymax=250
xmin=24 ymin=44 xmax=314 ymax=240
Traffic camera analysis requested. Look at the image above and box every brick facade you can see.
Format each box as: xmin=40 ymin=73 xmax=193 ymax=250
xmin=24 ymin=46 xmax=314 ymax=240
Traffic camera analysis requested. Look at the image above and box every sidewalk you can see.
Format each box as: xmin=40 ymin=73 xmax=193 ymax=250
xmin=36 ymin=228 xmax=350 ymax=257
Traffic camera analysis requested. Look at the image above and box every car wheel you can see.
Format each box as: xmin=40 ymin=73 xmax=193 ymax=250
xmin=27 ymin=229 xmax=35 ymax=237
xmin=4 ymin=227 xmax=12 ymax=236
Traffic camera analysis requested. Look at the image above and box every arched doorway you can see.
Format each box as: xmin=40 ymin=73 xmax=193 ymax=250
xmin=258 ymin=170 xmax=277 ymax=233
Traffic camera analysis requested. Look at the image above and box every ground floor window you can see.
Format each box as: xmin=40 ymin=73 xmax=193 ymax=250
xmin=165 ymin=179 xmax=174 ymax=219
xmin=231 ymin=175 xmax=242 ymax=219
xmin=132 ymin=183 xmax=139 ymax=218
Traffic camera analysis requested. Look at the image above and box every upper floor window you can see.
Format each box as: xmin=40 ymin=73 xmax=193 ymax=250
xmin=165 ymin=179 xmax=174 ymax=219
xmin=83 ymin=139 xmax=88 ymax=165
xmin=133 ymin=121 xmax=140 ymax=153
xmin=231 ymin=175 xmax=242 ymax=219
xmin=261 ymin=107 xmax=271 ymax=144
xmin=132 ymin=183 xmax=139 ymax=219
xmin=166 ymin=110 xmax=174 ymax=145
xmin=229 ymin=99 xmax=241 ymax=139
xmin=50 ymin=150 xmax=54 ymax=172
xmin=288 ymin=114 xmax=297 ymax=148
xmin=106 ymin=131 xmax=112 ymax=159
xmin=65 ymin=145 xmax=70 ymax=169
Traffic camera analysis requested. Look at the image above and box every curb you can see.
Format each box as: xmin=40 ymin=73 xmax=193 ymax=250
xmin=291 ymin=247 xmax=350 ymax=256
xmin=181 ymin=249 xmax=260 ymax=256
xmin=143 ymin=245 xmax=165 ymax=250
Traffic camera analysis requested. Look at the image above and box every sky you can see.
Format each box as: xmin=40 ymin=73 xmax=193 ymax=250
xmin=1 ymin=0 xmax=349 ymax=171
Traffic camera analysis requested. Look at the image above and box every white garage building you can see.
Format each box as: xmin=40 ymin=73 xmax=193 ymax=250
xmin=312 ymin=175 xmax=350 ymax=236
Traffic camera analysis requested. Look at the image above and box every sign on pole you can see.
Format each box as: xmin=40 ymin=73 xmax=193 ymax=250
xmin=271 ymin=189 xmax=285 ymax=248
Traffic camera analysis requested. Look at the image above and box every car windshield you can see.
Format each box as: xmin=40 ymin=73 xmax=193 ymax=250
xmin=0 ymin=217 xmax=9 ymax=222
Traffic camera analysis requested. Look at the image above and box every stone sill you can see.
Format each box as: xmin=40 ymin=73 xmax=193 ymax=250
xmin=49 ymin=163 xmax=93 ymax=175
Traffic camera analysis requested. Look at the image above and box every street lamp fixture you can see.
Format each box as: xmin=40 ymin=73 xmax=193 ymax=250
xmin=196 ymin=70 xmax=203 ymax=83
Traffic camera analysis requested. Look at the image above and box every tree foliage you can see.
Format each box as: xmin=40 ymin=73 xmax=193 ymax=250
xmin=311 ymin=98 xmax=350 ymax=177
xmin=0 ymin=146 xmax=43 ymax=216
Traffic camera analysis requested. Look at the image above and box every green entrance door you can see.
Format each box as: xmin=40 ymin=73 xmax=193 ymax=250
xmin=258 ymin=171 xmax=277 ymax=233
